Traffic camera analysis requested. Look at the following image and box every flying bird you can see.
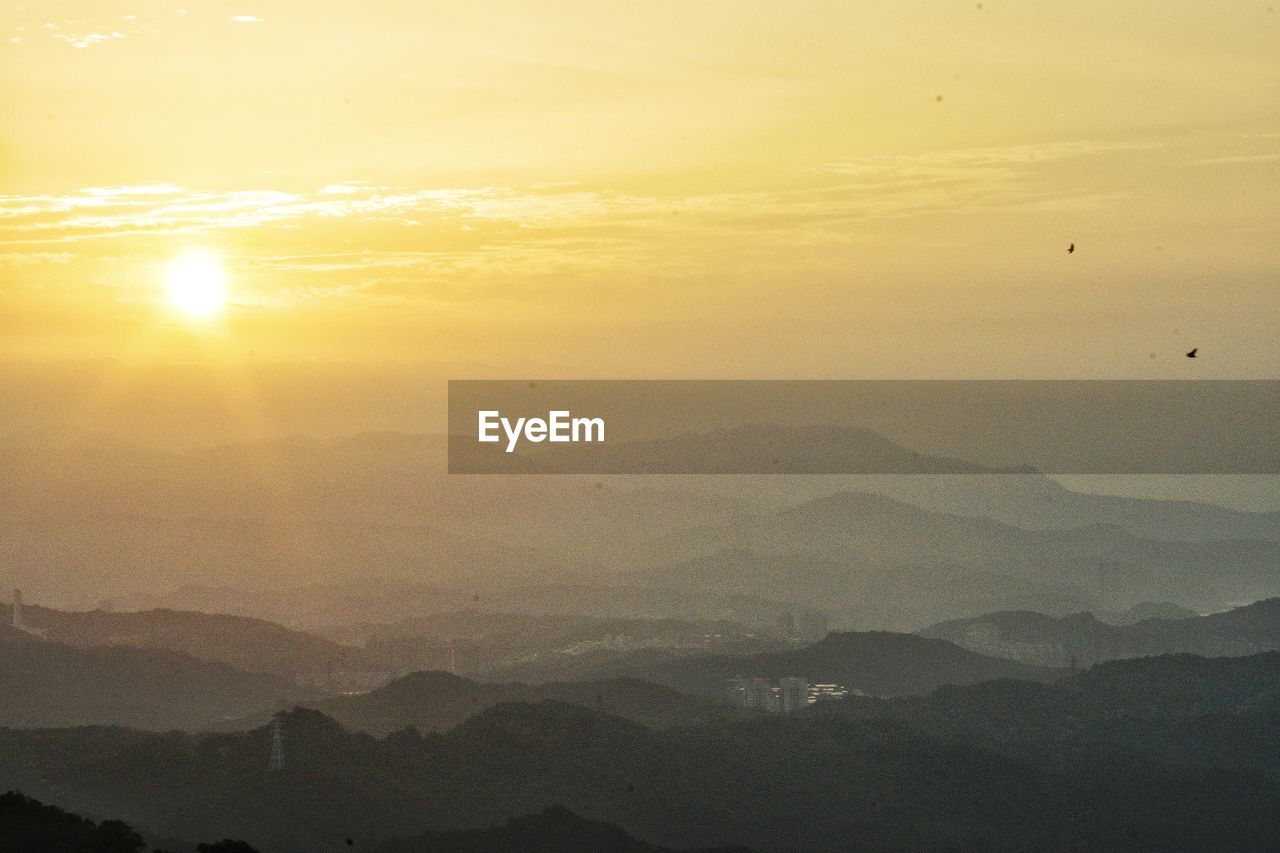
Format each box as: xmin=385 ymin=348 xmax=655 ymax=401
xmin=1067 ymin=243 xmax=1075 ymax=254
xmin=1186 ymin=348 xmax=1198 ymax=358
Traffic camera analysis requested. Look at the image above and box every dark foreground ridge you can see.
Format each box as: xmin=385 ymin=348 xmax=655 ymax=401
xmin=376 ymin=805 xmax=757 ymax=853
xmin=1 ymin=652 xmax=1278 ymax=852
xmin=0 ymin=790 xmax=151 ymax=853
xmin=0 ymin=791 xmax=756 ymax=853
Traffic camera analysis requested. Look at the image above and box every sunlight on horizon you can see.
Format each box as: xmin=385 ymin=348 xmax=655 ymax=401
xmin=164 ymin=250 xmax=229 ymax=321
xmin=0 ymin=1 xmax=1276 ymax=374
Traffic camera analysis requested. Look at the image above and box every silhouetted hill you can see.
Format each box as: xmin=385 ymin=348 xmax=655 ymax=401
xmin=1065 ymin=651 xmax=1280 ymax=717
xmin=811 ymin=651 xmax=1280 ymax=780
xmin=0 ymin=632 xmax=293 ymax=729
xmin=1101 ymin=601 xmax=1199 ymax=624
xmin=3 ymin=693 xmax=1279 ymax=852
xmin=2 ymin=604 xmax=354 ymax=679
xmin=621 ymin=631 xmax=1059 ymax=698
xmin=922 ymin=598 xmax=1280 ymax=667
xmin=373 ymin=805 xmax=757 ymax=853
xmin=325 ymin=671 xmax=725 ymax=734
xmin=887 ymin=651 xmax=1280 ymax=724
xmin=0 ymin=790 xmax=146 ymax=853
xmin=0 ymin=790 xmax=754 ymax=853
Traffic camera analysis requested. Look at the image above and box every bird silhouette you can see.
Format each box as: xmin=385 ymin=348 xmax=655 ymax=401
xmin=1186 ymin=348 xmax=1198 ymax=358
xmin=1067 ymin=243 xmax=1075 ymax=254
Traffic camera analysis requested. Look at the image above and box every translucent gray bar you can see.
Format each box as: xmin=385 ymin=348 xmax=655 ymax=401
xmin=447 ymin=380 xmax=1278 ymax=474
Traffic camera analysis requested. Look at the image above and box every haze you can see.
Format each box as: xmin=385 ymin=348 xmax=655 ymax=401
xmin=2 ymin=0 xmax=1277 ymax=381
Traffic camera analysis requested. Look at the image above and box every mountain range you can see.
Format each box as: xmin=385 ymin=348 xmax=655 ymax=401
xmin=479 ymin=630 xmax=1061 ymax=697
xmin=628 ymin=490 xmax=1280 ymax=627
xmin=2 ymin=651 xmax=1277 ymax=852
xmin=3 ymin=604 xmax=355 ymax=679
xmin=0 ymin=628 xmax=296 ymax=730
xmin=322 ymin=671 xmax=728 ymax=734
xmin=609 ymin=630 xmax=1059 ymax=698
xmin=5 ymin=433 xmax=1277 ymax=631
xmin=0 ymin=791 xmax=758 ymax=853
xmin=921 ymin=597 xmax=1280 ymax=667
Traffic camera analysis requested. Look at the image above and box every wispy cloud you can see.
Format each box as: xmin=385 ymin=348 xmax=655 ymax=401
xmin=0 ymin=140 xmax=1153 ymax=252
xmin=1193 ymin=153 xmax=1280 ymax=166
xmin=0 ymin=137 xmax=1194 ymax=295
xmin=0 ymin=252 xmax=75 ymax=267
xmin=319 ymin=182 xmax=378 ymax=196
xmin=21 ymin=12 xmax=159 ymax=48
xmin=822 ymin=140 xmax=1159 ymax=181
xmin=55 ymin=31 xmax=126 ymax=49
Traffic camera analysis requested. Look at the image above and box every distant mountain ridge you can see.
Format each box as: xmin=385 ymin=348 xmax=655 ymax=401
xmin=921 ymin=598 xmax=1280 ymax=667
xmin=809 ymin=651 xmax=1280 ymax=780
xmin=7 ymin=432 xmax=1276 ymax=616
xmin=324 ymin=671 xmax=726 ymax=734
xmin=847 ymin=472 xmax=1280 ymax=541
xmin=3 ymin=603 xmax=355 ymax=679
xmin=0 ymin=630 xmax=295 ymax=729
xmin=630 ymin=490 xmax=1280 ymax=626
xmin=3 ymin=661 xmax=1280 ymax=853
xmin=583 ymin=630 xmax=1060 ymax=698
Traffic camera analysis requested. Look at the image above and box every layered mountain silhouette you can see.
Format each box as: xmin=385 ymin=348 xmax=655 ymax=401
xmin=0 ymin=791 xmax=756 ymax=853
xmin=3 ymin=653 xmax=1279 ymax=852
xmin=0 ymin=791 xmax=146 ymax=853
xmin=373 ymin=805 xmax=758 ymax=853
xmin=615 ymin=631 xmax=1059 ymax=698
xmin=846 ymin=472 xmax=1280 ymax=541
xmin=324 ymin=671 xmax=726 ymax=734
xmin=810 ymin=652 xmax=1280 ymax=779
xmin=9 ymin=432 xmax=1276 ymax=623
xmin=629 ymin=491 xmax=1280 ymax=625
xmin=2 ymin=603 xmax=355 ymax=679
xmin=922 ymin=598 xmax=1280 ymax=667
xmin=0 ymin=629 xmax=294 ymax=729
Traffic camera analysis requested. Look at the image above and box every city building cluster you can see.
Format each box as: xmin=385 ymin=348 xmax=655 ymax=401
xmin=725 ymin=676 xmax=854 ymax=714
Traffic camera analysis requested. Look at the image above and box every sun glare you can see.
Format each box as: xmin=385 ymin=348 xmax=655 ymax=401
xmin=164 ymin=250 xmax=228 ymax=319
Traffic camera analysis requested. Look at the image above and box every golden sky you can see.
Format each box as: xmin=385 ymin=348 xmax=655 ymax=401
xmin=2 ymin=0 xmax=1278 ymax=383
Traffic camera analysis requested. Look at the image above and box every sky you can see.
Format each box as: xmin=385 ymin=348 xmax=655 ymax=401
xmin=1 ymin=0 xmax=1278 ymax=434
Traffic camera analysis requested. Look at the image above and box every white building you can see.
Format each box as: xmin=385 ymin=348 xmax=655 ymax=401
xmin=779 ymin=677 xmax=810 ymax=715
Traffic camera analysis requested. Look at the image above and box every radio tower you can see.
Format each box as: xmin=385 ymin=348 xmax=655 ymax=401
xmin=11 ymin=589 xmax=23 ymax=631
xmin=268 ymin=715 xmax=285 ymax=771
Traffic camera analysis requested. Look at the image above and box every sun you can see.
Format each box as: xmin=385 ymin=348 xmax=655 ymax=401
xmin=164 ymin=250 xmax=228 ymax=319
